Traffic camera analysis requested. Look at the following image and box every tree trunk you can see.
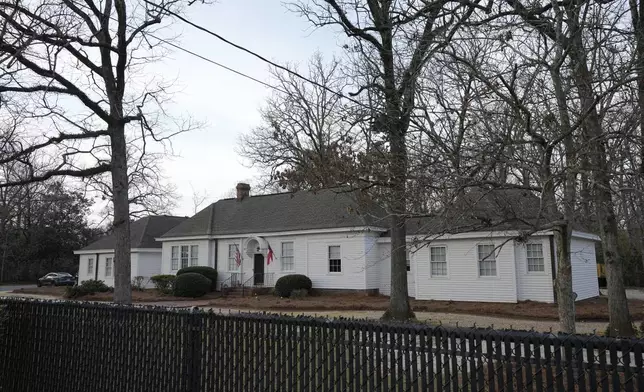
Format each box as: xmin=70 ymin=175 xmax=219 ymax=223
xmin=383 ymin=121 xmax=413 ymax=321
xmin=567 ymin=15 xmax=634 ymax=335
xmin=549 ymin=63 xmax=577 ymax=334
xmin=555 ymin=227 xmax=575 ymax=333
xmin=110 ymin=125 xmax=132 ymax=304
xmin=631 ymin=0 xmax=644 ymax=280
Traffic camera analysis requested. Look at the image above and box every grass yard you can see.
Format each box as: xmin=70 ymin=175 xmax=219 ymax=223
xmin=206 ymin=293 xmax=644 ymax=322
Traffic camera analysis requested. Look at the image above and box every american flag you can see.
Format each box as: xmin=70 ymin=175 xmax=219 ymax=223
xmin=266 ymin=243 xmax=274 ymax=265
xmin=234 ymin=244 xmax=242 ymax=266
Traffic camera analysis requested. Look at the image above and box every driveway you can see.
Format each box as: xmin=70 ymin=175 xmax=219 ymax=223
xmin=0 ymin=284 xmax=60 ymax=300
xmin=196 ymin=306 xmax=607 ymax=335
xmin=0 ymin=284 xmax=36 ymax=292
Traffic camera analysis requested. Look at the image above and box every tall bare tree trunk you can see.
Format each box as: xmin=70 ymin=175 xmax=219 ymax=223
xmin=554 ymin=227 xmax=575 ymax=333
xmin=550 ymin=62 xmax=577 ymax=334
xmin=567 ymin=6 xmax=634 ymax=336
xmin=110 ymin=125 xmax=131 ymax=304
xmin=384 ymin=125 xmax=413 ymax=320
xmin=629 ymin=0 xmax=644 ymax=277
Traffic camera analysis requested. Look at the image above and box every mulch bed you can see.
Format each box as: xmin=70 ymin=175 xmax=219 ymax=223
xmin=207 ymin=293 xmax=644 ymax=322
xmin=12 ymin=287 xmax=644 ymax=322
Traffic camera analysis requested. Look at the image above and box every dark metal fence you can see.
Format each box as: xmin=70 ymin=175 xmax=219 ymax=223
xmin=0 ymin=298 xmax=643 ymax=392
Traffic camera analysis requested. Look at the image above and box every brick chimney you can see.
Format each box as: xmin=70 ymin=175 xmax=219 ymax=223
xmin=236 ymin=183 xmax=251 ymax=201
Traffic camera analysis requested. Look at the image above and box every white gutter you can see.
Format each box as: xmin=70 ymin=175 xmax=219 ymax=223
xmin=156 ymin=226 xmax=387 ymax=242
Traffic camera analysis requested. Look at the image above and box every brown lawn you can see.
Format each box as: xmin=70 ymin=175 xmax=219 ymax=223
xmin=12 ymin=287 xmax=644 ymax=322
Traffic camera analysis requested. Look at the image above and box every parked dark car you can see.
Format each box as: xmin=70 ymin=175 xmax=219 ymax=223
xmin=37 ymin=272 xmax=76 ymax=287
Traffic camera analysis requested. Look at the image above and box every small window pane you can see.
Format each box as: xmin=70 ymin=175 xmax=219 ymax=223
xmin=281 ymin=242 xmax=294 ymax=271
xmin=105 ymin=257 xmax=113 ymax=277
xmin=329 ymin=246 xmax=341 ymax=259
xmin=88 ymin=258 xmax=94 ymax=275
xmin=171 ymin=246 xmax=179 ymax=270
xmin=527 ymin=243 xmax=545 ymax=272
xmin=430 ymin=246 xmax=447 ymax=277
xmin=329 ymin=246 xmax=341 ymax=273
xmin=181 ymin=246 xmax=189 ymax=269
xmin=228 ymin=244 xmax=239 ymax=271
xmin=190 ymin=245 xmax=199 ymax=266
xmin=478 ymin=245 xmax=497 ymax=277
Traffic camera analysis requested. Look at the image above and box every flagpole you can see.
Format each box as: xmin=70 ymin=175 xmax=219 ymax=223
xmin=240 ymin=237 xmax=243 ymax=280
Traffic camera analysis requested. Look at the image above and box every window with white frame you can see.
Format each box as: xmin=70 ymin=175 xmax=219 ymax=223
xmin=190 ymin=245 xmax=199 ymax=266
xmin=88 ymin=258 xmax=94 ymax=275
xmin=180 ymin=246 xmax=189 ymax=269
xmin=281 ymin=242 xmax=294 ymax=271
xmin=478 ymin=244 xmax=497 ymax=277
xmin=228 ymin=244 xmax=240 ymax=271
xmin=406 ymin=249 xmax=411 ymax=272
xmin=105 ymin=257 xmax=113 ymax=277
xmin=171 ymin=246 xmax=179 ymax=270
xmin=328 ymin=245 xmax=342 ymax=273
xmin=430 ymin=246 xmax=447 ymax=277
xmin=526 ymin=243 xmax=545 ymax=272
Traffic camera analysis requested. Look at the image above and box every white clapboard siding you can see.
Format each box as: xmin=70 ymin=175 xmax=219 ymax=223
xmin=306 ymin=237 xmax=367 ymax=290
xmin=364 ymin=235 xmax=382 ymax=290
xmin=136 ymin=252 xmax=163 ymax=287
xmin=378 ymin=243 xmax=416 ymax=297
xmin=77 ymin=254 xmax=95 ymax=283
xmin=215 ymin=235 xmax=306 ymax=288
xmin=414 ymin=238 xmax=518 ymax=303
xmin=571 ymin=237 xmax=599 ymax=300
xmin=95 ymin=252 xmax=116 ymax=286
xmin=160 ymin=239 xmax=211 ymax=275
xmin=215 ymin=232 xmax=371 ymax=291
xmin=514 ymin=237 xmax=555 ymax=303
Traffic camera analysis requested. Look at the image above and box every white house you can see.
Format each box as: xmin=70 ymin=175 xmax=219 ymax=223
xmin=76 ymin=184 xmax=600 ymax=303
xmin=152 ymin=184 xmax=600 ymax=303
xmin=74 ymin=215 xmax=186 ymax=287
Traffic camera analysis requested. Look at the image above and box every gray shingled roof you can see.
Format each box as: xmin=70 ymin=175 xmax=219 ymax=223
xmin=161 ymin=189 xmax=388 ymax=238
xmin=404 ymin=188 xmax=557 ymax=236
xmin=80 ymin=215 xmax=187 ymax=251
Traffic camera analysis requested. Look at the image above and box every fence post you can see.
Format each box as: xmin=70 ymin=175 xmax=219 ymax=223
xmin=190 ymin=309 xmax=203 ymax=392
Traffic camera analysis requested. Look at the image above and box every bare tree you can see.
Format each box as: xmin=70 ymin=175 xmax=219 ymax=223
xmin=494 ymin=0 xmax=635 ymax=336
xmin=190 ymin=183 xmax=211 ymax=214
xmin=0 ymin=0 xmax=195 ymax=303
xmin=292 ymin=0 xmax=479 ymax=320
xmin=239 ymin=53 xmax=359 ymax=191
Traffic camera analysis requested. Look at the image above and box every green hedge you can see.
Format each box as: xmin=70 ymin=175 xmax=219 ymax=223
xmin=177 ymin=266 xmax=217 ymax=291
xmin=64 ymin=279 xmax=110 ymax=299
xmin=274 ymin=274 xmax=312 ymax=298
xmin=173 ymin=273 xmax=211 ymax=298
xmin=150 ymin=274 xmax=176 ymax=294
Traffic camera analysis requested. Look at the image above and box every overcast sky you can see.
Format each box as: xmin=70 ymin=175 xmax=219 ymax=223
xmin=149 ymin=0 xmax=342 ymax=216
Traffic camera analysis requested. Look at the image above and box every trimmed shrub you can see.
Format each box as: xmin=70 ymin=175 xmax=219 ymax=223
xmin=274 ymin=274 xmax=312 ymax=298
xmin=132 ymin=276 xmax=146 ymax=291
xmin=150 ymin=274 xmax=176 ymax=294
xmin=64 ymin=286 xmax=87 ymax=299
xmin=177 ymin=266 xmax=217 ymax=291
xmin=79 ymin=279 xmax=110 ymax=292
xmin=173 ymin=273 xmax=211 ymax=298
xmin=64 ymin=279 xmax=110 ymax=299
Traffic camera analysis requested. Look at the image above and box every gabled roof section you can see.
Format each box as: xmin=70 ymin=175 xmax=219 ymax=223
xmin=160 ymin=188 xmax=387 ymax=238
xmin=404 ymin=188 xmax=556 ymax=236
xmin=80 ymin=215 xmax=187 ymax=251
